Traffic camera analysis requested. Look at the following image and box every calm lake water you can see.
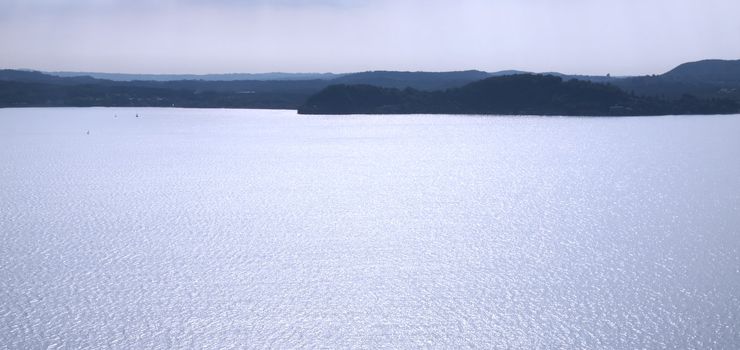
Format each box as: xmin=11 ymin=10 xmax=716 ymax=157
xmin=1 ymin=108 xmax=739 ymax=348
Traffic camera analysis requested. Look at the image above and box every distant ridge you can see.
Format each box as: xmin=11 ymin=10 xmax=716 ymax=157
xmin=610 ymin=59 xmax=740 ymax=101
xmin=298 ymin=74 xmax=739 ymax=116
xmin=2 ymin=58 xmax=740 ymax=113
xmin=662 ymin=59 xmax=740 ymax=83
xmin=331 ymin=70 xmax=492 ymax=90
xmin=46 ymin=71 xmax=342 ymax=82
xmin=43 ymin=69 xmax=614 ymax=86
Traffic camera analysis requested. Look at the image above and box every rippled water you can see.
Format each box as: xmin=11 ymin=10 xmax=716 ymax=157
xmin=1 ymin=108 xmax=739 ymax=348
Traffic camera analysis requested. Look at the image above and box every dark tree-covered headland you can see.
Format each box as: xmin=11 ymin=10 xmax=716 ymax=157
xmin=298 ymin=75 xmax=739 ymax=116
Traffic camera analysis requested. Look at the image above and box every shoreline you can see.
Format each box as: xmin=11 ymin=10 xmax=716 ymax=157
xmin=2 ymin=105 xmax=739 ymax=117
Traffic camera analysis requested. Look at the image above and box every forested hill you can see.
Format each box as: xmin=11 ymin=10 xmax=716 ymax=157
xmin=610 ymin=59 xmax=740 ymax=101
xmin=47 ymin=71 xmax=342 ymax=82
xmin=0 ymin=69 xmax=494 ymax=108
xmin=331 ymin=70 xmax=492 ymax=90
xmin=298 ymin=74 xmax=739 ymax=116
xmin=2 ymin=59 xmax=740 ymax=112
xmin=0 ymin=70 xmax=325 ymax=109
xmin=662 ymin=59 xmax=740 ymax=83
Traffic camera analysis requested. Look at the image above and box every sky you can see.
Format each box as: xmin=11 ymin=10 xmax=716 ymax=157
xmin=1 ymin=0 xmax=739 ymax=75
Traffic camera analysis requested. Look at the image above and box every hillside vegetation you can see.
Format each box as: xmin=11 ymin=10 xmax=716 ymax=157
xmin=298 ymin=74 xmax=738 ymax=116
xmin=2 ymin=59 xmax=740 ymax=114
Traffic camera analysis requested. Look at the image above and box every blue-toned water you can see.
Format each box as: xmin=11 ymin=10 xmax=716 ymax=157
xmin=1 ymin=108 xmax=739 ymax=348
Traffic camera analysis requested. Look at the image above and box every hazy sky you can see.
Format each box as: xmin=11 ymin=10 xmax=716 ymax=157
xmin=1 ymin=0 xmax=739 ymax=75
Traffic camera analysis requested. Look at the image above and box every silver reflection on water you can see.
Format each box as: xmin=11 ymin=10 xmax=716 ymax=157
xmin=1 ymin=108 xmax=739 ymax=348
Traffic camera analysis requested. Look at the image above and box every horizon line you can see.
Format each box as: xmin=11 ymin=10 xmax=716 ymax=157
xmin=3 ymin=57 xmax=739 ymax=78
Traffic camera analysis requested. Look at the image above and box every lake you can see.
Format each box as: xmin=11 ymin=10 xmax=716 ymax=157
xmin=1 ymin=108 xmax=739 ymax=348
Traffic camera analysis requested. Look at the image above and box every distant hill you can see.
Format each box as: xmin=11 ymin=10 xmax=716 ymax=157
xmin=609 ymin=59 xmax=740 ymax=102
xmin=0 ymin=69 xmax=104 ymax=85
xmin=331 ymin=69 xmax=625 ymax=89
xmin=2 ymin=59 xmax=740 ymax=112
xmin=662 ymin=59 xmax=740 ymax=83
xmin=299 ymin=74 xmax=739 ymax=116
xmin=330 ymin=70 xmax=493 ymax=90
xmin=46 ymin=71 xmax=343 ymax=81
xmin=0 ymin=69 xmax=332 ymax=108
xmin=0 ymin=69 xmax=522 ymax=108
xmin=0 ymin=70 xmax=328 ymax=108
xmin=44 ymin=69 xmax=552 ymax=84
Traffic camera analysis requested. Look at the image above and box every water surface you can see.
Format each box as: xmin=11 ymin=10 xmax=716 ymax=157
xmin=1 ymin=108 xmax=739 ymax=348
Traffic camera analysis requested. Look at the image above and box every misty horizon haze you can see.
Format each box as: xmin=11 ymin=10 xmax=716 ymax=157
xmin=1 ymin=0 xmax=739 ymax=76
xmin=7 ymin=61 xmax=726 ymax=78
